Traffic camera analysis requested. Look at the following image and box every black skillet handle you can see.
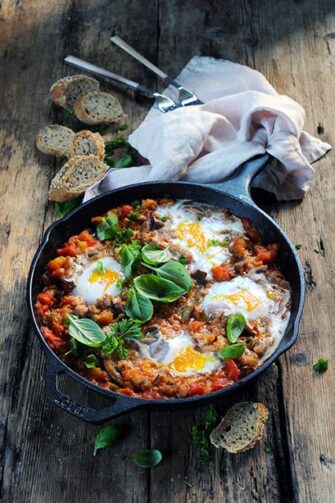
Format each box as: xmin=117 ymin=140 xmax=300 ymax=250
xmin=45 ymin=355 xmax=142 ymax=424
xmin=208 ymin=154 xmax=270 ymax=201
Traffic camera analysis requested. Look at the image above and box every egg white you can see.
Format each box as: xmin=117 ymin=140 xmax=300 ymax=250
xmin=156 ymin=201 xmax=244 ymax=277
xmin=73 ymin=256 xmax=123 ymax=305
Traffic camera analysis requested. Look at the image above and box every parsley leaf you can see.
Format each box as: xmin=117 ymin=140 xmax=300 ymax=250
xmin=84 ymin=354 xmax=99 ymax=369
xmin=295 ymin=244 xmax=302 ymax=250
xmin=313 ymin=358 xmax=329 ymax=373
xmin=101 ymin=319 xmax=143 ymax=359
xmin=191 ymin=406 xmax=219 ymax=462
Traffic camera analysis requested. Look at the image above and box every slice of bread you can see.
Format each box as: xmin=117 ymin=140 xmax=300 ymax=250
xmin=36 ymin=125 xmax=74 ymax=157
xmin=73 ymin=91 xmax=125 ymax=125
xmin=69 ymin=130 xmax=105 ymax=160
xmin=209 ymin=402 xmax=269 ymax=454
xmin=49 ymin=155 xmax=109 ymax=202
xmin=50 ymin=75 xmax=100 ymax=110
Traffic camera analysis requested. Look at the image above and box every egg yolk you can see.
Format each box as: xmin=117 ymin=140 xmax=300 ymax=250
xmin=168 ymin=346 xmax=215 ymax=373
xmin=176 ymin=222 xmax=208 ymax=252
xmin=213 ymin=289 xmax=261 ymax=312
xmin=89 ymin=267 xmax=121 ymax=292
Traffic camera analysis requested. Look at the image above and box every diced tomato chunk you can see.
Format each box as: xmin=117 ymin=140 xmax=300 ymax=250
xmin=188 ymin=321 xmax=204 ymax=332
xmin=188 ymin=382 xmax=206 ymax=396
xmin=212 ymin=262 xmax=236 ymax=281
xmin=255 ymin=244 xmax=278 ymax=264
xmin=224 ymin=359 xmax=241 ymax=381
xmin=121 ymin=204 xmax=134 ymax=216
xmin=40 ymin=326 xmax=68 ymax=352
xmin=117 ymin=387 xmax=135 ymax=396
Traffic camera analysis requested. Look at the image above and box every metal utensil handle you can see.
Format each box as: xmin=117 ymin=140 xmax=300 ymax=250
xmin=45 ymin=354 xmax=142 ymax=424
xmin=64 ymin=55 xmax=156 ymax=97
xmin=111 ymin=35 xmax=179 ymax=88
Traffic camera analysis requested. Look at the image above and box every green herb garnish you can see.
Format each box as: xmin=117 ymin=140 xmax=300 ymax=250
xmin=141 ymin=243 xmax=172 ymax=265
xmin=125 ymin=288 xmax=154 ymax=323
xmin=105 ymin=135 xmax=128 ymax=152
xmin=96 ymin=214 xmax=119 ymax=241
xmin=264 ymin=445 xmax=273 ymax=454
xmin=191 ymin=406 xmax=219 ymax=462
xmin=102 ymin=319 xmax=143 ymax=359
xmin=313 ymin=358 xmax=329 ymax=373
xmin=115 ymin=154 xmax=134 ymax=168
xmin=97 ymin=260 xmax=105 ymax=274
xmin=314 ymin=245 xmax=325 ymax=258
xmin=134 ymin=274 xmax=186 ymax=303
xmin=55 ymin=197 xmax=81 ymax=218
xmin=295 ymin=244 xmax=302 ymax=250
xmin=114 ymin=228 xmax=133 ymax=246
xmin=119 ymin=241 xmax=141 ymax=278
xmin=66 ymin=315 xmax=105 ymax=347
xmin=128 ymin=211 xmax=140 ymax=220
xmin=116 ymin=278 xmax=125 ymax=289
xmin=151 ymin=261 xmax=193 ymax=291
xmin=208 ymin=238 xmax=230 ymax=247
xmin=178 ymin=255 xmax=187 ymax=265
xmin=64 ymin=337 xmax=80 ymax=356
xmin=218 ymin=343 xmax=245 ymax=360
xmin=133 ymin=449 xmax=163 ymax=468
xmin=118 ymin=123 xmax=129 ymax=131
xmin=93 ymin=425 xmax=120 ymax=456
xmin=226 ymin=313 xmax=246 ymax=343
xmin=84 ymin=354 xmax=99 ymax=369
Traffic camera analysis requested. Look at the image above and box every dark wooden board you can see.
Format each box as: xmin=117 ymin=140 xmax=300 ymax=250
xmin=0 ymin=1 xmax=334 ymax=502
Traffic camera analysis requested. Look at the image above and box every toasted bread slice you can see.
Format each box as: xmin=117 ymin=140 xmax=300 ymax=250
xmin=36 ymin=125 xmax=74 ymax=157
xmin=49 ymin=155 xmax=109 ymax=202
xmin=73 ymin=91 xmax=125 ymax=125
xmin=209 ymin=402 xmax=269 ymax=454
xmin=50 ymin=75 xmax=100 ymax=110
xmin=69 ymin=130 xmax=105 ymax=160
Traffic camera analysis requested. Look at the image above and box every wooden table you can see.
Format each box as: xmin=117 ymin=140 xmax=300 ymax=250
xmin=1 ymin=1 xmax=334 ymax=501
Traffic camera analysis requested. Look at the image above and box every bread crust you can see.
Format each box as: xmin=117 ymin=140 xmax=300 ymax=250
xmin=50 ymin=75 xmax=100 ymax=110
xmin=69 ymin=130 xmax=105 ymax=160
xmin=36 ymin=125 xmax=74 ymax=157
xmin=73 ymin=91 xmax=125 ymax=125
xmin=209 ymin=402 xmax=269 ymax=454
xmin=48 ymin=154 xmax=109 ymax=202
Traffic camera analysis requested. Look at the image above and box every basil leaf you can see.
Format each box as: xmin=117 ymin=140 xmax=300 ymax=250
xmin=125 ymin=288 xmax=153 ymax=323
xmin=313 ymin=358 xmax=329 ymax=373
xmin=66 ymin=315 xmax=105 ymax=347
xmin=96 ymin=214 xmax=119 ymax=241
xmin=141 ymin=243 xmax=172 ymax=265
xmin=55 ymin=197 xmax=81 ymax=218
xmin=154 ymin=261 xmax=192 ymax=291
xmin=119 ymin=242 xmax=141 ymax=278
xmin=218 ymin=343 xmax=245 ymax=360
xmin=226 ymin=313 xmax=246 ymax=343
xmin=84 ymin=354 xmax=99 ymax=368
xmin=133 ymin=449 xmax=163 ymax=468
xmin=93 ymin=425 xmax=120 ymax=456
xmin=134 ymin=274 xmax=185 ymax=303
xmin=115 ymin=154 xmax=134 ymax=168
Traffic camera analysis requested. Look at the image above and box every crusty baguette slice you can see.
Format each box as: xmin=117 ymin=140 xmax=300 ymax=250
xmin=36 ymin=125 xmax=74 ymax=157
xmin=49 ymin=155 xmax=109 ymax=202
xmin=50 ymin=75 xmax=100 ymax=110
xmin=69 ymin=130 xmax=105 ymax=160
xmin=73 ymin=91 xmax=125 ymax=125
xmin=209 ymin=402 xmax=269 ymax=454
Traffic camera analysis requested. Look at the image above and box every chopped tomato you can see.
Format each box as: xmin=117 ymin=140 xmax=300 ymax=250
xmin=85 ymin=367 xmax=109 ymax=383
xmin=93 ymin=311 xmax=114 ymax=326
xmin=211 ymin=377 xmax=233 ymax=391
xmin=188 ymin=320 xmax=204 ymax=332
xmin=57 ymin=230 xmax=98 ymax=256
xmin=35 ymin=290 xmax=55 ymax=316
xmin=212 ymin=262 xmax=236 ymax=281
xmin=230 ymin=237 xmax=250 ymax=259
xmin=40 ymin=326 xmax=68 ymax=352
xmin=224 ymin=359 xmax=241 ymax=381
xmin=121 ymin=204 xmax=134 ymax=217
xmin=117 ymin=387 xmax=136 ymax=396
xmin=255 ymin=244 xmax=278 ymax=264
xmin=188 ymin=382 xmax=206 ymax=396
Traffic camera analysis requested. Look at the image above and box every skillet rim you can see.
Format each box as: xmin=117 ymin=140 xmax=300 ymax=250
xmin=27 ymin=180 xmax=305 ymax=408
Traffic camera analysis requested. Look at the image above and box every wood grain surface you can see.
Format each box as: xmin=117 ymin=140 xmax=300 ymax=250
xmin=0 ymin=1 xmax=334 ymax=502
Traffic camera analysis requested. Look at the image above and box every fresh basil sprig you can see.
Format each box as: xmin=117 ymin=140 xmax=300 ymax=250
xmin=66 ymin=315 xmax=106 ymax=347
xmin=134 ymin=274 xmax=185 ymax=303
xmin=93 ymin=425 xmax=120 ymax=456
xmin=141 ymin=243 xmax=172 ymax=265
xmin=55 ymin=196 xmax=81 ymax=218
xmin=119 ymin=241 xmax=141 ymax=278
xmin=84 ymin=354 xmax=99 ymax=368
xmin=125 ymin=288 xmax=153 ymax=323
xmin=219 ymin=343 xmax=245 ymax=360
xmin=153 ymin=261 xmax=192 ymax=291
xmin=133 ymin=449 xmax=163 ymax=468
xmin=226 ymin=313 xmax=246 ymax=343
xmin=97 ymin=214 xmax=119 ymax=241
xmin=102 ymin=319 xmax=143 ymax=359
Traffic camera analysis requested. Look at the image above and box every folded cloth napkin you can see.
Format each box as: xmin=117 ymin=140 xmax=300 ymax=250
xmin=84 ymin=56 xmax=331 ymax=201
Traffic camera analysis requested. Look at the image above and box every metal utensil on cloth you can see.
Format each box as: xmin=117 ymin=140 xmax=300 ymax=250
xmin=111 ymin=35 xmax=203 ymax=107
xmin=64 ymin=55 xmax=179 ymax=113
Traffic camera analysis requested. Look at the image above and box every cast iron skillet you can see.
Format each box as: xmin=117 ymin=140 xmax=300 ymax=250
xmin=27 ymin=154 xmax=305 ymax=424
